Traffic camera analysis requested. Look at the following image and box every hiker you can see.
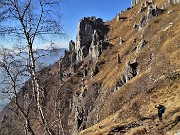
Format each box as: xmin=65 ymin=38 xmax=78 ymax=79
xmin=155 ymin=104 xmax=165 ymax=121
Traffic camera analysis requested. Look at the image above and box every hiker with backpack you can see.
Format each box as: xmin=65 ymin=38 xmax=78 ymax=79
xmin=155 ymin=104 xmax=165 ymax=121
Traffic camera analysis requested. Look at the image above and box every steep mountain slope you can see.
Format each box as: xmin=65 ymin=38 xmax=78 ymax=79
xmin=0 ymin=0 xmax=179 ymax=135
xmin=78 ymin=0 xmax=180 ymax=134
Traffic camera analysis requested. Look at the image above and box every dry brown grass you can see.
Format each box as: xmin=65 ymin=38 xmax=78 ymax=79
xmin=124 ymin=126 xmax=147 ymax=135
xmin=79 ymin=0 xmax=180 ymax=134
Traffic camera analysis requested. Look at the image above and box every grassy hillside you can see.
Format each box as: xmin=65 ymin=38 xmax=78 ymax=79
xmin=0 ymin=0 xmax=179 ymax=135
xmin=79 ymin=1 xmax=180 ymax=134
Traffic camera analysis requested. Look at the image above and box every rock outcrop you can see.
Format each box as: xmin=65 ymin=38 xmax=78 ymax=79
xmin=75 ymin=17 xmax=105 ymax=62
xmin=119 ymin=37 xmax=124 ymax=45
xmin=72 ymin=94 xmax=87 ymax=134
xmin=55 ymin=16 xmax=109 ymax=74
xmin=59 ymin=17 xmax=109 ymax=74
xmin=173 ymin=0 xmax=180 ymax=4
xmin=62 ymin=17 xmax=110 ymax=134
xmin=116 ymin=60 xmax=138 ymax=88
xmin=131 ymin=0 xmax=141 ymax=7
xmin=69 ymin=40 xmax=76 ymax=52
xmin=147 ymin=5 xmax=164 ymax=21
xmin=69 ymin=40 xmax=77 ymax=70
xmin=136 ymin=3 xmax=164 ymax=30
xmin=72 ymin=81 xmax=101 ymax=134
xmin=139 ymin=14 xmax=146 ymax=30
xmin=91 ymin=65 xmax=99 ymax=77
xmin=131 ymin=0 xmax=153 ymax=7
xmin=136 ymin=38 xmax=147 ymax=53
xmin=89 ymin=30 xmax=101 ymax=61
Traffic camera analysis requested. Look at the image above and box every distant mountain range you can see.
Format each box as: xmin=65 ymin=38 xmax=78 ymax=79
xmin=0 ymin=48 xmax=66 ymax=111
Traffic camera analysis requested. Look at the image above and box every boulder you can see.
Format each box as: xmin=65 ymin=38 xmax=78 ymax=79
xmin=139 ymin=2 xmax=147 ymax=13
xmin=116 ymin=60 xmax=138 ymax=88
xmin=123 ymin=60 xmax=136 ymax=82
xmin=119 ymin=37 xmax=124 ymax=45
xmin=136 ymin=38 xmax=147 ymax=53
xmin=133 ymin=22 xmax=139 ymax=30
xmin=168 ymin=9 xmax=174 ymax=14
xmin=132 ymin=38 xmax=137 ymax=44
xmin=161 ymin=4 xmax=167 ymax=10
xmin=139 ymin=14 xmax=146 ymax=30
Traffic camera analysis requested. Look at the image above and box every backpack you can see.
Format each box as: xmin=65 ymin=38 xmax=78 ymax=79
xmin=159 ymin=105 xmax=165 ymax=113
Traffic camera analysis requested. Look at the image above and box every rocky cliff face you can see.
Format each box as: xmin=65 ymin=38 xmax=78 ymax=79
xmin=58 ymin=17 xmax=111 ymax=134
xmin=0 ymin=0 xmax=180 ymax=135
xmin=64 ymin=17 xmax=109 ymax=74
xmin=75 ymin=17 xmax=106 ymax=62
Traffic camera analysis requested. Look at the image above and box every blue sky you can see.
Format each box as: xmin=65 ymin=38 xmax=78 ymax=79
xmin=0 ymin=0 xmax=132 ymax=49
xmin=58 ymin=0 xmax=132 ymax=48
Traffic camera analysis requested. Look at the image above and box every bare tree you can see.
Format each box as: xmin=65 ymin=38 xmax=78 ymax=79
xmin=0 ymin=0 xmax=65 ymax=134
xmin=0 ymin=47 xmax=35 ymax=135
